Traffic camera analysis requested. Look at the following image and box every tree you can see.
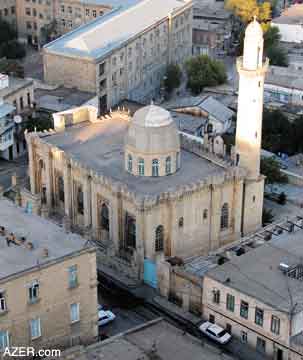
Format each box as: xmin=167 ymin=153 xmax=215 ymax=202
xmin=185 ymin=55 xmax=227 ymax=94
xmin=24 ymin=113 xmax=53 ymax=132
xmin=0 ymin=19 xmax=17 ymax=44
xmin=40 ymin=20 xmax=58 ymax=46
xmin=264 ymin=26 xmax=288 ymax=66
xmin=278 ymin=192 xmax=287 ymax=205
xmin=0 ymin=59 xmax=24 ymax=78
xmin=0 ymin=40 xmax=26 ymax=59
xmin=226 ymin=0 xmax=271 ymax=24
xmin=261 ymin=157 xmax=288 ymax=189
xmin=164 ymin=64 xmax=182 ymax=94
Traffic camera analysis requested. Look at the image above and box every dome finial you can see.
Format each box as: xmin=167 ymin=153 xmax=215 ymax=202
xmin=253 ymin=15 xmax=257 ymax=22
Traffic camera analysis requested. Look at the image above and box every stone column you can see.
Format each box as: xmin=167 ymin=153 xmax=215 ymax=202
xmin=45 ymin=150 xmax=54 ymax=209
xmin=135 ymin=206 xmax=145 ymax=280
xmin=84 ymin=174 xmax=92 ymax=228
xmin=27 ymin=139 xmax=37 ymax=194
xmin=63 ymin=159 xmax=72 ymax=220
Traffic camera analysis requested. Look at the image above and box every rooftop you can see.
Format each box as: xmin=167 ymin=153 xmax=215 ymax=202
xmin=273 ymin=4 xmax=303 ymax=25
xmin=44 ymin=0 xmax=190 ymax=61
xmin=35 ymin=86 xmax=94 ymax=113
xmin=40 ymin=115 xmax=228 ymax=199
xmin=265 ymin=69 xmax=303 ymax=91
xmin=0 ymin=77 xmax=33 ymax=99
xmin=206 ymin=227 xmax=303 ymax=313
xmin=0 ymin=198 xmax=90 ymax=282
xmin=57 ymin=319 xmax=236 ymax=360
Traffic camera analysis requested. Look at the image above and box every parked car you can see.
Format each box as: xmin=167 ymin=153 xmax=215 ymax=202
xmin=98 ymin=306 xmax=116 ymax=326
xmin=199 ymin=322 xmax=232 ymax=344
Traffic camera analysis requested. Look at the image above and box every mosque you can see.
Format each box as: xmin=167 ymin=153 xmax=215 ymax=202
xmin=23 ymin=19 xmax=268 ymax=285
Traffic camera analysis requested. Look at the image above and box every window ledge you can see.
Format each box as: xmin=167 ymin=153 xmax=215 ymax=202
xmin=0 ymin=309 xmax=8 ymax=316
xmin=28 ymin=298 xmax=40 ymax=306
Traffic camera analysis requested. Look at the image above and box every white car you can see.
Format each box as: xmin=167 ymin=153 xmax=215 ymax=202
xmin=199 ymin=322 xmax=232 ymax=344
xmin=98 ymin=306 xmax=116 ymax=326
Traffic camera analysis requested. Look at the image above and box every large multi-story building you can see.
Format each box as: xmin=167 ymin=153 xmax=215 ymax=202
xmin=43 ymin=0 xmax=193 ymax=113
xmin=0 ymin=0 xmax=16 ymax=27
xmin=15 ymin=0 xmax=124 ymax=46
xmin=0 ymin=197 xmax=98 ymax=352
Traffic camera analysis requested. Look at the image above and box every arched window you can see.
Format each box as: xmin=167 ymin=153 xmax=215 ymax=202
xmin=155 ymin=225 xmax=164 ymax=252
xmin=178 ymin=217 xmax=184 ymax=228
xmin=152 ymin=159 xmax=159 ymax=177
xmin=165 ymin=156 xmax=171 ymax=175
xmin=77 ymin=186 xmax=84 ymax=215
xmin=128 ymin=154 xmax=133 ymax=173
xmin=101 ymin=203 xmax=109 ymax=231
xmin=125 ymin=214 xmax=136 ymax=248
xmin=203 ymin=209 xmax=208 ymax=220
xmin=138 ymin=158 xmax=145 ymax=176
xmin=221 ymin=203 xmax=229 ymax=230
xmin=39 ymin=159 xmax=44 ymax=169
xmin=58 ymin=176 xmax=64 ymax=203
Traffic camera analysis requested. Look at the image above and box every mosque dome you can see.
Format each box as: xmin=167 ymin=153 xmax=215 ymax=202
xmin=245 ymin=17 xmax=263 ymax=39
xmin=125 ymin=104 xmax=181 ymax=177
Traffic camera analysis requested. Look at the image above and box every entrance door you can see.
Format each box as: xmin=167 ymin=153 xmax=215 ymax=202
xmin=276 ymin=349 xmax=283 ymax=360
xmin=99 ymin=95 xmax=107 ymax=115
xmin=143 ymin=259 xmax=157 ymax=288
xmin=8 ymin=145 xmax=13 ymax=160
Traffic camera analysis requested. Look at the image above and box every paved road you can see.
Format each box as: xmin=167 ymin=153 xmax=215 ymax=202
xmin=0 ymin=156 xmax=28 ymax=191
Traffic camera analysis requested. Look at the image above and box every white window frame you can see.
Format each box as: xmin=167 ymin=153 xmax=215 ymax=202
xmin=70 ymin=303 xmax=80 ymax=323
xmin=0 ymin=330 xmax=9 ymax=350
xmin=0 ymin=291 xmax=6 ymax=312
xmin=30 ymin=318 xmax=41 ymax=339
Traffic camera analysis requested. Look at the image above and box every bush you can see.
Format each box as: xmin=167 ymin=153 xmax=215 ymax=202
xmin=278 ymin=192 xmax=287 ymax=205
xmin=262 ymin=208 xmax=274 ymax=226
xmin=164 ymin=64 xmax=182 ymax=94
xmin=185 ymin=55 xmax=227 ymax=94
xmin=0 ymin=40 xmax=26 ymax=59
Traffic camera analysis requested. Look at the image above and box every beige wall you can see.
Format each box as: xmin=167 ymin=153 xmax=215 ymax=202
xmin=43 ymin=52 xmax=96 ymax=92
xmin=3 ymin=82 xmax=34 ymax=114
xmin=0 ymin=249 xmax=98 ymax=350
xmin=203 ymin=276 xmax=293 ymax=359
xmin=0 ymin=0 xmax=16 ymax=26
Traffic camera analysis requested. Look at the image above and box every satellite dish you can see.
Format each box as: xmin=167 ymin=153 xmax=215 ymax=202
xmin=14 ymin=115 xmax=22 ymax=124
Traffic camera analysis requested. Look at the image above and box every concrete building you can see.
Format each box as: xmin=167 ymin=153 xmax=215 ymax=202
xmin=203 ymin=223 xmax=303 ymax=360
xmin=192 ymin=3 xmax=233 ymax=57
xmin=265 ymin=65 xmax=303 ymax=106
xmin=272 ymin=4 xmax=303 ymax=44
xmin=0 ymin=74 xmax=34 ymax=160
xmin=15 ymin=0 xmax=128 ymax=46
xmin=52 ymin=318 xmax=237 ymax=360
xmin=43 ymin=0 xmax=193 ymax=112
xmin=0 ymin=0 xmax=16 ymax=27
xmin=0 ymin=197 xmax=98 ymax=352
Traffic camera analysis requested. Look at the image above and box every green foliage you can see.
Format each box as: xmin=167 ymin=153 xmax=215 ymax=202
xmin=24 ymin=113 xmax=53 ymax=132
xmin=264 ymin=26 xmax=288 ymax=66
xmin=0 ymin=40 xmax=26 ymax=59
xmin=40 ymin=20 xmax=58 ymax=46
xmin=0 ymin=19 xmax=26 ymax=59
xmin=0 ymin=58 xmax=24 ymax=78
xmin=278 ymin=192 xmax=287 ymax=205
xmin=0 ymin=19 xmax=17 ymax=44
xmin=185 ymin=55 xmax=227 ymax=94
xmin=164 ymin=64 xmax=182 ymax=94
xmin=262 ymin=208 xmax=274 ymax=226
xmin=226 ymin=0 xmax=271 ymax=24
xmin=261 ymin=157 xmax=288 ymax=185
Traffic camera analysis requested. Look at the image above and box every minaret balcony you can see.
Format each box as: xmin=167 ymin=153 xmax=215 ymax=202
xmin=236 ymin=57 xmax=269 ymax=76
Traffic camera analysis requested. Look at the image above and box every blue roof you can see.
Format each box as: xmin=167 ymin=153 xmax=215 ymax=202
xmin=44 ymin=0 xmax=189 ymax=61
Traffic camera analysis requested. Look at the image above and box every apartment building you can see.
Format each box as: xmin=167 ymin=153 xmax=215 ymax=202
xmin=15 ymin=0 xmax=116 ymax=46
xmin=203 ymin=226 xmax=303 ymax=360
xmin=0 ymin=0 xmax=16 ymax=27
xmin=44 ymin=0 xmax=193 ymax=113
xmin=0 ymin=198 xmax=98 ymax=351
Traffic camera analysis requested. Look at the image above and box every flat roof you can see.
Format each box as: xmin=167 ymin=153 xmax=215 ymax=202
xmin=58 ymin=319 xmax=236 ymax=359
xmin=0 ymin=198 xmax=90 ymax=282
xmin=44 ymin=0 xmax=189 ymax=61
xmin=206 ymin=228 xmax=303 ymax=313
xmin=0 ymin=77 xmax=33 ymax=99
xmin=42 ymin=116 xmax=228 ymax=199
xmin=273 ymin=4 xmax=303 ymax=25
xmin=265 ymin=72 xmax=303 ymax=91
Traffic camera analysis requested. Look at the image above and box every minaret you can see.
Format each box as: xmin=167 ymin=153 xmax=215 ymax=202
xmin=235 ymin=17 xmax=268 ymax=179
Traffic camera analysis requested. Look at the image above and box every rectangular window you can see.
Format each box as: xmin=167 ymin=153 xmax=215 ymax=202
xmin=255 ymin=307 xmax=264 ymax=327
xmin=70 ymin=303 xmax=80 ymax=323
xmin=226 ymin=294 xmax=235 ymax=312
xmin=271 ymin=315 xmax=280 ymax=335
xmin=0 ymin=331 xmax=9 ymax=350
xmin=241 ymin=331 xmax=247 ymax=343
xmin=256 ymin=337 xmax=266 ymax=354
xmin=0 ymin=292 xmax=6 ymax=312
xmin=212 ymin=290 xmax=220 ymax=304
xmin=30 ymin=318 xmax=41 ymax=339
xmin=28 ymin=282 xmax=39 ymax=303
xmin=68 ymin=265 xmax=78 ymax=288
xmin=240 ymin=300 xmax=249 ymax=319
xmin=99 ymin=62 xmax=105 ymax=76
